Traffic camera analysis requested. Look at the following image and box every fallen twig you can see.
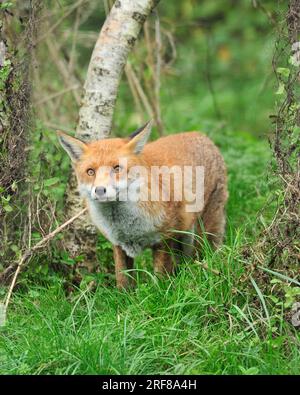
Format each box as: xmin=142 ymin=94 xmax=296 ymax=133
xmin=195 ymin=260 xmax=220 ymax=276
xmin=1 ymin=207 xmax=87 ymax=311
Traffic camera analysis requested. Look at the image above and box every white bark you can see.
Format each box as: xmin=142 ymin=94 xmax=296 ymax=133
xmin=64 ymin=0 xmax=160 ymax=265
xmin=76 ymin=0 xmax=160 ymax=141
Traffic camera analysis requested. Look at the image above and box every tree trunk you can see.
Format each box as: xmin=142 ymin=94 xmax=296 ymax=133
xmin=64 ymin=0 xmax=160 ymax=270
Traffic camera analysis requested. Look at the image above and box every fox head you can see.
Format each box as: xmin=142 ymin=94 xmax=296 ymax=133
xmin=57 ymin=121 xmax=152 ymax=202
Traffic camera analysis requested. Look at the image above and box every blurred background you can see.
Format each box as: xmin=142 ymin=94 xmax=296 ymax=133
xmin=34 ymin=0 xmax=277 ymax=134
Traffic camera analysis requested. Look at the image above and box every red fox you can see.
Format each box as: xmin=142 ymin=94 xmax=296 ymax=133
xmin=58 ymin=122 xmax=228 ymax=288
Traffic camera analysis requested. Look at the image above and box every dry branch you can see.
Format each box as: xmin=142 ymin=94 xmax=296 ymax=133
xmin=195 ymin=260 xmax=220 ymax=276
xmin=46 ymin=36 xmax=81 ymax=105
xmin=1 ymin=208 xmax=88 ymax=308
xmin=125 ymin=62 xmax=153 ymax=117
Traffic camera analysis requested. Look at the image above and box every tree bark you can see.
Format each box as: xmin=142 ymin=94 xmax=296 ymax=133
xmin=64 ymin=0 xmax=160 ymax=270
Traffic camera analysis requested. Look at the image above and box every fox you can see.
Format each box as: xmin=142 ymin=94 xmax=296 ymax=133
xmin=57 ymin=121 xmax=228 ymax=288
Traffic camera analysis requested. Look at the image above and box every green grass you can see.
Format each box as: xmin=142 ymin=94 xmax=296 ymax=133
xmin=1 ymin=252 xmax=299 ymax=374
xmin=0 ymin=131 xmax=299 ymax=375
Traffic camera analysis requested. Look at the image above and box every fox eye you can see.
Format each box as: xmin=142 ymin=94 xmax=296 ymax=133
xmin=113 ymin=165 xmax=122 ymax=173
xmin=87 ymin=168 xmax=95 ymax=176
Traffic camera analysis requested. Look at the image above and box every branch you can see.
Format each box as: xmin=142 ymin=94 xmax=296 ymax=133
xmin=0 ymin=208 xmax=88 ymax=309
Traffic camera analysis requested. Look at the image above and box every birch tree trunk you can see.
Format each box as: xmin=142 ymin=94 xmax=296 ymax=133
xmin=64 ymin=0 xmax=160 ymax=270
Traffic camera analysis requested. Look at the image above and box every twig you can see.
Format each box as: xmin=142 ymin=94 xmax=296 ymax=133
xmin=153 ymin=12 xmax=164 ymax=135
xmin=162 ymin=28 xmax=177 ymax=68
xmin=144 ymin=20 xmax=155 ymax=71
xmin=2 ymin=207 xmax=87 ymax=310
xmin=34 ymin=84 xmax=81 ymax=105
xmin=36 ymin=0 xmax=88 ymax=44
xmin=143 ymin=17 xmax=164 ymax=135
xmin=195 ymin=260 xmax=220 ymax=276
xmin=126 ymin=62 xmax=153 ymax=118
xmin=68 ymin=6 xmax=81 ymax=74
xmin=43 ymin=122 xmax=73 ymax=133
xmin=204 ymin=32 xmax=222 ymax=120
xmin=46 ymin=36 xmax=81 ymax=105
xmin=125 ymin=64 xmax=145 ymax=123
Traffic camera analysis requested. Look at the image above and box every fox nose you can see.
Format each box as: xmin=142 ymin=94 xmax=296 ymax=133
xmin=95 ymin=186 xmax=106 ymax=197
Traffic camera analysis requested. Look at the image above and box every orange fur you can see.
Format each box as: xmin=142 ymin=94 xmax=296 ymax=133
xmin=58 ymin=127 xmax=228 ymax=288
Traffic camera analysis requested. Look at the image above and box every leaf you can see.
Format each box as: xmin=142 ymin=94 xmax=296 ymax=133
xmin=258 ymin=266 xmax=300 ymax=287
xmin=10 ymin=244 xmax=19 ymax=253
xmin=239 ymin=366 xmax=259 ymax=375
xmin=270 ymin=278 xmax=282 ymax=284
xmin=276 ymin=67 xmax=290 ymax=78
xmin=275 ymin=82 xmax=285 ymax=95
xmin=233 ymin=304 xmax=259 ymax=338
xmin=0 ymin=2 xmax=13 ymax=10
xmin=250 ymin=276 xmax=270 ymax=324
xmin=32 ymin=231 xmax=42 ymax=241
xmin=289 ymin=54 xmax=300 ymax=67
xmin=44 ymin=177 xmax=60 ymax=187
xmin=268 ymin=295 xmax=279 ymax=303
xmin=11 ymin=181 xmax=18 ymax=192
xmin=28 ymin=290 xmax=40 ymax=299
xmin=3 ymin=204 xmax=13 ymax=213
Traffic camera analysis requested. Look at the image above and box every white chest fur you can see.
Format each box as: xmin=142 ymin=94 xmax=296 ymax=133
xmin=87 ymin=200 xmax=164 ymax=257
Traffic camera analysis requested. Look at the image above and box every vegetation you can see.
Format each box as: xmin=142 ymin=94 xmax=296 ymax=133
xmin=0 ymin=0 xmax=299 ymax=375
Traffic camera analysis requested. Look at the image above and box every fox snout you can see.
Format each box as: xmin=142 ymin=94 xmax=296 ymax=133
xmin=91 ymin=183 xmax=117 ymax=201
xmin=94 ymin=186 xmax=106 ymax=197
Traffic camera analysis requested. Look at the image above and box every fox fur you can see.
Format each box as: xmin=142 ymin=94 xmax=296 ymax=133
xmin=58 ymin=122 xmax=228 ymax=288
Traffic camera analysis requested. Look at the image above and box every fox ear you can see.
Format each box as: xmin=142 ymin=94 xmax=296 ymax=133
xmin=126 ymin=120 xmax=153 ymax=154
xmin=57 ymin=131 xmax=87 ymax=162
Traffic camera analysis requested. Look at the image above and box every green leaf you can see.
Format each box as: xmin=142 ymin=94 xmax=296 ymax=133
xmin=10 ymin=244 xmax=19 ymax=253
xmin=11 ymin=181 xmax=18 ymax=192
xmin=3 ymin=204 xmax=13 ymax=212
xmin=239 ymin=366 xmax=259 ymax=375
xmin=0 ymin=2 xmax=13 ymax=9
xmin=276 ymin=67 xmax=290 ymax=78
xmin=28 ymin=290 xmax=40 ymax=299
xmin=44 ymin=177 xmax=60 ymax=187
xmin=32 ymin=231 xmax=42 ymax=241
xmin=275 ymin=82 xmax=285 ymax=95
xmin=268 ymin=295 xmax=279 ymax=303
xmin=289 ymin=54 xmax=300 ymax=67
xmin=258 ymin=266 xmax=300 ymax=287
xmin=270 ymin=279 xmax=282 ymax=284
xmin=250 ymin=276 xmax=270 ymax=323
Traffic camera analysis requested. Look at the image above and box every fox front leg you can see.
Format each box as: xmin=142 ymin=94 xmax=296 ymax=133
xmin=113 ymin=245 xmax=134 ymax=289
xmin=152 ymin=241 xmax=176 ymax=277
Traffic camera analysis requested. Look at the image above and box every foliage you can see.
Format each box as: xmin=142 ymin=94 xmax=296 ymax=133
xmin=0 ymin=1 xmax=42 ymax=273
xmin=252 ymin=0 xmax=300 ymax=267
